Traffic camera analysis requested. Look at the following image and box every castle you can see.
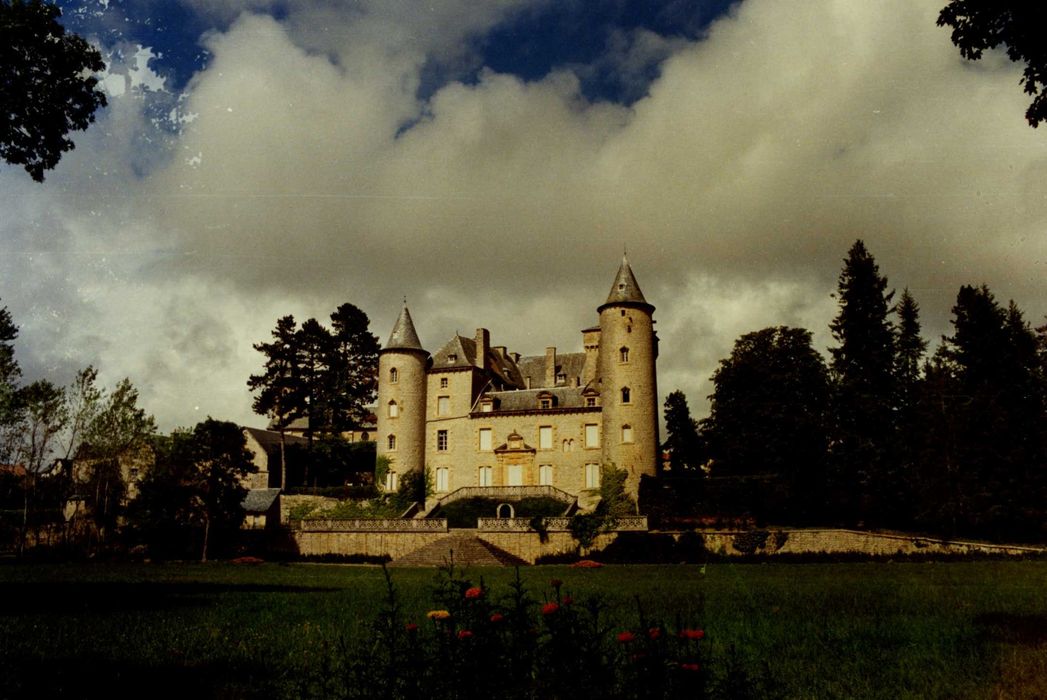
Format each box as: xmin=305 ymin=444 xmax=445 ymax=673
xmin=376 ymin=256 xmax=659 ymax=500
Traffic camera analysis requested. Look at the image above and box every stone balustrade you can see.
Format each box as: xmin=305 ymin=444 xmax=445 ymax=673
xmin=436 ymin=485 xmax=575 ymax=508
xmin=477 ymin=515 xmax=648 ymax=532
xmin=289 ymin=518 xmax=448 ymax=532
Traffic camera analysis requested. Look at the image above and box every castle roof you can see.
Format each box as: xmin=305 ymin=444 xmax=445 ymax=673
xmin=432 ymin=335 xmax=477 ymax=369
xmin=516 ymin=352 xmax=587 ymax=389
xmin=384 ymin=305 xmax=424 ymax=352
xmin=477 ymin=386 xmax=596 ymax=413
xmin=601 ymin=254 xmax=652 ymax=310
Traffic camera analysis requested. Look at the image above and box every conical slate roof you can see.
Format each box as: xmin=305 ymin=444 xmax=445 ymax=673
xmin=601 ymin=254 xmax=652 ymax=309
xmin=384 ymin=305 xmax=424 ymax=351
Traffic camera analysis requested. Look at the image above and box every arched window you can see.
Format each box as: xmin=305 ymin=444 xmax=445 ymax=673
xmin=621 ymin=387 xmax=631 ymax=404
xmin=389 ymin=367 xmax=399 ymax=383
xmin=619 ymin=346 xmax=629 ymax=363
xmin=387 ymin=434 xmax=397 ymax=451
xmin=388 ymin=400 xmax=399 ymax=418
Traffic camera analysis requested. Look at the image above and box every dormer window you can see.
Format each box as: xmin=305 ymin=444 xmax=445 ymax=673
xmin=539 ymin=398 xmax=552 ymax=409
xmin=447 ymin=354 xmax=457 ymax=363
xmin=555 ymin=372 xmax=566 ymax=384
xmin=586 ymin=396 xmax=598 ymax=407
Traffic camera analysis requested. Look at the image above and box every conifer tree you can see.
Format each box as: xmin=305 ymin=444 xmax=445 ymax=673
xmin=828 ymin=240 xmax=896 ymax=524
xmin=889 ymin=288 xmax=927 ymax=526
xmin=247 ymin=315 xmax=301 ymax=489
xmin=662 ymin=390 xmax=703 ymax=474
xmin=326 ymin=303 xmax=379 ymax=433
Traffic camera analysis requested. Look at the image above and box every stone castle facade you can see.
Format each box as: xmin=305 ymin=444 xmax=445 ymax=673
xmin=375 ymin=257 xmax=659 ymax=499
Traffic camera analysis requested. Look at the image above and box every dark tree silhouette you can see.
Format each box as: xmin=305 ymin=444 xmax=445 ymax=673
xmin=828 ymin=240 xmax=896 ymax=524
xmin=938 ymin=1 xmax=1047 ymax=128
xmin=0 ymin=0 xmax=108 ymax=181
xmin=326 ymin=303 xmax=379 ymax=433
xmin=701 ymin=326 xmax=830 ymax=520
xmin=662 ymin=390 xmax=703 ymax=474
xmin=247 ymin=315 xmax=301 ymax=489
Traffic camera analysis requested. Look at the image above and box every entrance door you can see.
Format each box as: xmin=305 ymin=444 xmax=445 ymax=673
xmin=507 ymin=464 xmax=523 ymax=486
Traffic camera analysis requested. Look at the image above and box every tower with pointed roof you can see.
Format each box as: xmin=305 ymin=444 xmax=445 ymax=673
xmin=376 ymin=305 xmax=429 ymax=488
xmin=373 ymin=256 xmax=658 ymax=504
xmin=597 ymin=254 xmax=659 ymax=496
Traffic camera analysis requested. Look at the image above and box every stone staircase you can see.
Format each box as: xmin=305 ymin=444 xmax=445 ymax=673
xmin=389 ymin=530 xmax=527 ymax=567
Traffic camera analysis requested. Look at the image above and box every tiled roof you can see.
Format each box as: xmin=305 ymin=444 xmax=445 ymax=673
xmin=478 ymin=386 xmax=595 ymax=413
xmin=242 ymin=488 xmax=281 ymax=513
xmin=602 ymin=254 xmax=651 ymax=308
xmin=384 ymin=305 xmax=424 ymax=352
xmin=432 ymin=335 xmax=476 ymax=369
xmin=244 ymin=426 xmax=310 ymax=448
xmin=516 ymin=352 xmax=587 ymax=389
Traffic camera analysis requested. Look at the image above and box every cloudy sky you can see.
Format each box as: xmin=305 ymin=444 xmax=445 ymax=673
xmin=2 ymin=0 xmax=1046 ymax=432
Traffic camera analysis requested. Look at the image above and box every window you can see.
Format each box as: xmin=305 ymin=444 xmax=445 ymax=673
xmin=385 ymin=470 xmax=398 ymax=492
xmin=585 ymin=463 xmax=601 ymax=489
xmin=539 ymin=397 xmax=552 ymax=409
xmin=621 ymin=387 xmax=631 ymax=404
xmin=585 ymin=424 xmax=600 ymax=448
xmin=437 ymin=396 xmax=450 ymax=416
xmin=555 ymin=372 xmax=566 ymax=384
xmin=387 ymin=434 xmax=397 ymax=451
xmin=480 ymin=400 xmax=493 ymax=413
xmin=620 ymin=347 xmax=629 ymax=363
xmin=539 ymin=426 xmax=552 ymax=450
xmin=622 ymin=424 xmax=634 ymax=443
xmin=478 ymin=466 xmax=493 ymax=487
xmin=388 ymin=400 xmax=399 ymax=418
xmin=440 ymin=377 xmax=448 ymax=389
xmin=479 ymin=428 xmax=492 ymax=451
xmin=448 ymin=354 xmax=457 ymax=363
xmin=436 ymin=467 xmax=449 ymax=492
xmin=562 ymin=439 xmax=573 ymax=452
xmin=585 ymin=396 xmax=597 ymax=407
xmin=507 ymin=464 xmax=523 ymax=486
xmin=539 ymin=464 xmax=553 ymax=486
xmin=437 ymin=430 xmax=448 ymax=451
xmin=389 ymin=367 xmax=398 ymax=383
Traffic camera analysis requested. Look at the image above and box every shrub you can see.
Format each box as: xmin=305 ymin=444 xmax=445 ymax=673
xmin=732 ymin=530 xmax=770 ymax=555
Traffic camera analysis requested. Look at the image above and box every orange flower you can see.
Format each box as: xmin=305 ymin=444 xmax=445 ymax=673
xmin=679 ymin=628 xmax=705 ymax=640
xmin=426 ymin=610 xmax=451 ymax=621
xmin=541 ymin=602 xmax=560 ymax=616
xmin=616 ymin=631 xmax=635 ymax=643
xmin=464 ymin=586 xmax=483 ymax=600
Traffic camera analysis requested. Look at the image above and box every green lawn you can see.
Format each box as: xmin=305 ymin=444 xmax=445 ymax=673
xmin=0 ymin=560 xmax=1044 ymax=698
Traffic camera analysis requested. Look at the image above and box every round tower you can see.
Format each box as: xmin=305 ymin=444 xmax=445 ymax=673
xmin=376 ymin=305 xmax=429 ymax=487
xmin=597 ymin=255 xmax=659 ymax=498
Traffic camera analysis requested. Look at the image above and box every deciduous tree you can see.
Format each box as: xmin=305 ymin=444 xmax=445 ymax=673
xmin=938 ymin=0 xmax=1047 ymax=127
xmin=0 ymin=0 xmax=108 ymax=181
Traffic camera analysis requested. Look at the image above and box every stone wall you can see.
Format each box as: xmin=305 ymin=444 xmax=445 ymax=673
xmin=292 ymin=530 xmax=450 ymax=559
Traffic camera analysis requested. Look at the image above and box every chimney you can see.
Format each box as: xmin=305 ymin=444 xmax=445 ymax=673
xmin=510 ymin=352 xmax=520 ymax=362
xmin=474 ymin=328 xmax=489 ymax=370
xmin=545 ymin=347 xmax=556 ymax=387
xmin=493 ymin=345 xmax=506 ymax=358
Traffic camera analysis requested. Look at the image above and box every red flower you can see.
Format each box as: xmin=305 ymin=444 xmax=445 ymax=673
xmin=616 ymin=631 xmax=635 ymax=643
xmin=405 ymin=623 xmax=419 ymax=633
xmin=464 ymin=587 xmax=484 ymax=600
xmin=648 ymin=627 xmax=662 ymax=640
xmin=541 ymin=602 xmax=560 ymax=616
xmin=561 ymin=595 xmax=573 ymax=606
xmin=457 ymin=629 xmax=474 ymax=640
xmin=679 ymin=629 xmax=705 ymax=640
xmin=680 ymin=663 xmax=701 ymax=672
xmin=489 ymin=613 xmax=504 ymax=624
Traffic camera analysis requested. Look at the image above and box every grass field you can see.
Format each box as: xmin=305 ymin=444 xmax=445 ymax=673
xmin=1 ymin=560 xmax=1045 ymax=698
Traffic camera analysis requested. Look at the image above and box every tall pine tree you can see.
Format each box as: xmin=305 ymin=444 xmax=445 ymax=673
xmin=662 ymin=390 xmax=703 ymax=474
xmin=247 ymin=315 xmax=301 ymax=489
xmin=828 ymin=240 xmax=896 ymax=525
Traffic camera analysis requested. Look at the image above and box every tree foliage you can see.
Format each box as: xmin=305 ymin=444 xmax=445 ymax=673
xmin=700 ymin=326 xmax=830 ymax=518
xmin=938 ymin=0 xmax=1047 ymax=127
xmin=828 ymin=240 xmax=896 ymax=522
xmin=662 ymin=390 xmax=703 ymax=474
xmin=130 ymin=418 xmax=255 ymax=561
xmin=0 ymin=0 xmax=108 ymax=181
